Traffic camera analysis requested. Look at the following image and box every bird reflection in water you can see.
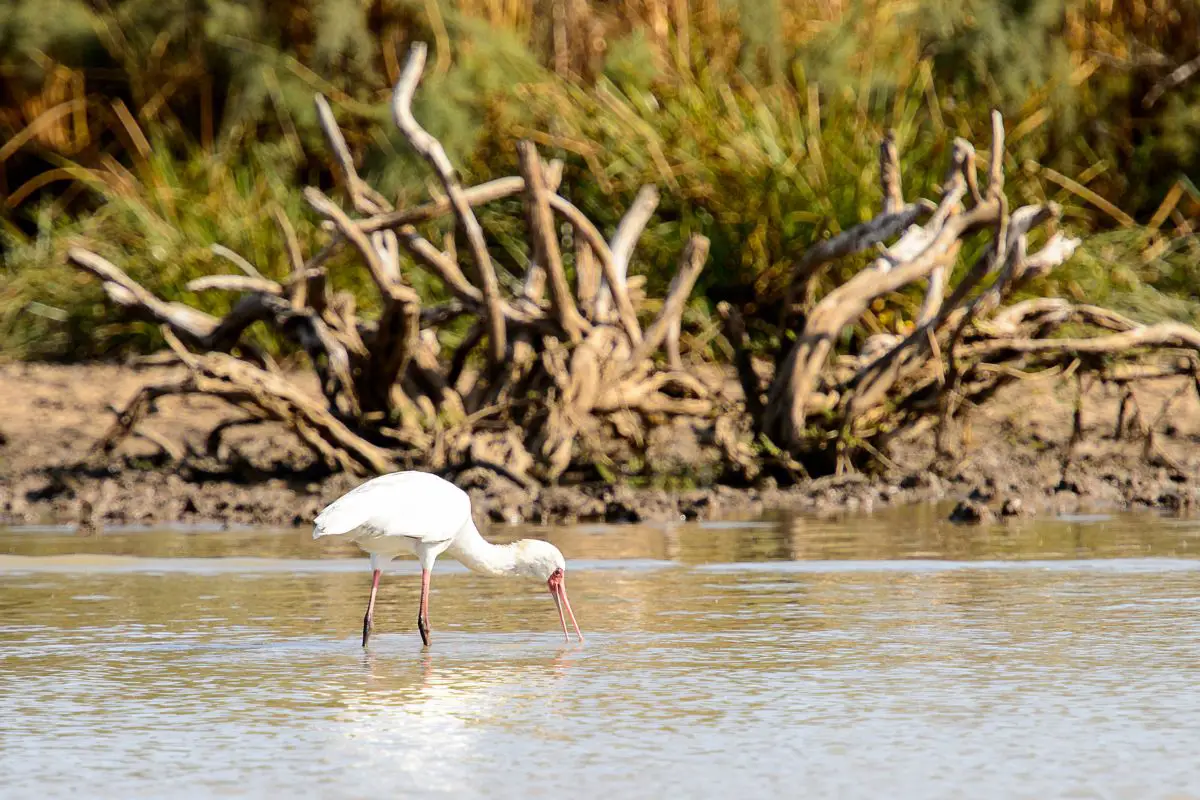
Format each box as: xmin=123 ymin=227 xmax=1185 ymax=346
xmin=333 ymin=642 xmax=582 ymax=793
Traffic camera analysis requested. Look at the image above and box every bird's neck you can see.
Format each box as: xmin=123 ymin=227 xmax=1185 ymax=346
xmin=447 ymin=519 xmax=519 ymax=577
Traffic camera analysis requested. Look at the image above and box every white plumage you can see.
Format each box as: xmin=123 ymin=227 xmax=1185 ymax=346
xmin=313 ymin=470 xmax=583 ymax=647
xmin=314 ymin=471 xmax=472 ymax=570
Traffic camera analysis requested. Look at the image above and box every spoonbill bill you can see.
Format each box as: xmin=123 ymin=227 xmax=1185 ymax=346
xmin=313 ymin=471 xmax=583 ymax=647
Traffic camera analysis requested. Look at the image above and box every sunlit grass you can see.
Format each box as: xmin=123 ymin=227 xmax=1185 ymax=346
xmin=2 ymin=0 xmax=1198 ymax=359
xmin=3 ymin=142 xmax=336 ymax=358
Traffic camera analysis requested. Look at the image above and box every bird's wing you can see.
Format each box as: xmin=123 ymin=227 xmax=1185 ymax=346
xmin=312 ymin=471 xmax=472 ymax=544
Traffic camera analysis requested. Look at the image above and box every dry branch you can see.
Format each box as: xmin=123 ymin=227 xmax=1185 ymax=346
xmin=517 ymin=140 xmax=588 ymax=340
xmin=67 ymin=42 xmax=734 ymax=488
xmin=526 ymin=161 xmax=566 ymax=289
xmin=749 ymin=110 xmax=1200 ymax=477
xmin=163 ymin=330 xmax=394 ymax=474
xmin=211 ymin=244 xmax=265 ymax=279
xmin=392 ymin=43 xmax=506 ymax=364
xmin=597 ymin=185 xmax=659 ymax=319
xmin=547 ymin=193 xmax=643 ymax=343
xmin=187 ymin=275 xmax=283 ymax=295
xmin=70 ymin=59 xmax=1197 ymax=492
xmin=314 ymin=93 xmax=389 ymax=214
xmin=359 ymin=177 xmax=526 ymax=233
xmin=626 ymin=234 xmax=709 ymax=369
xmin=271 ymin=206 xmax=308 ymax=308
xmin=92 ymin=379 xmax=200 ymax=458
xmin=843 ymin=205 xmax=1077 ymax=424
xmin=575 ymin=236 xmax=599 ymax=319
xmin=69 ymin=249 xmax=223 ymax=344
xmin=880 ymin=130 xmax=904 ymax=214
xmin=961 ymin=322 xmax=1200 ymax=359
xmin=304 ymin=187 xmax=421 ymax=414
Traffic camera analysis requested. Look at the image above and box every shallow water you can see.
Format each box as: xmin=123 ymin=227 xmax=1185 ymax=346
xmin=2 ymin=506 xmax=1200 ymax=799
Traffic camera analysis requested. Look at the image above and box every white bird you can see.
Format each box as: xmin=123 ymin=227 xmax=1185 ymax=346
xmin=313 ymin=471 xmax=583 ymax=647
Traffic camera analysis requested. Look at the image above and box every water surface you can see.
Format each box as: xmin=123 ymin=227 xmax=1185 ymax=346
xmin=2 ymin=507 xmax=1199 ymax=798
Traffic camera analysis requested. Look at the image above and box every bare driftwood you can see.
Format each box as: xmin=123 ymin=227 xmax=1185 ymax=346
xmin=392 ymin=43 xmax=507 ymax=365
xmin=731 ymin=111 xmax=1200 ymax=475
xmin=69 ymin=49 xmax=1200 ymax=486
xmin=69 ymin=43 xmax=725 ymax=487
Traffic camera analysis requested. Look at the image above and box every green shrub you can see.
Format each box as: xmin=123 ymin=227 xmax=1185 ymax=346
xmin=3 ymin=1 xmax=1198 ymax=359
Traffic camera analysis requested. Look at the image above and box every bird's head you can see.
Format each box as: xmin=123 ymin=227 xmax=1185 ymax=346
xmin=512 ymin=538 xmax=567 ymax=581
xmin=513 ymin=539 xmax=583 ymax=643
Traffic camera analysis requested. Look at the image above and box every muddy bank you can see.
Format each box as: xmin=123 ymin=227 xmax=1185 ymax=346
xmin=2 ymin=361 xmax=1199 ymax=529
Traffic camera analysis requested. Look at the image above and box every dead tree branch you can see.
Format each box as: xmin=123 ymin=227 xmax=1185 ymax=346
xmin=69 ymin=43 xmax=734 ymax=489
xmin=392 ymin=43 xmax=507 ymax=364
xmin=71 ymin=80 xmax=1200 ymax=489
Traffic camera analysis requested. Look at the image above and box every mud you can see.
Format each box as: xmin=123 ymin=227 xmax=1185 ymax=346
xmin=2 ymin=361 xmax=1199 ymax=529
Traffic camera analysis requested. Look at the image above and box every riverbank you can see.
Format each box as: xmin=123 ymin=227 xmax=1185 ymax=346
xmin=2 ymin=361 xmax=1198 ymax=529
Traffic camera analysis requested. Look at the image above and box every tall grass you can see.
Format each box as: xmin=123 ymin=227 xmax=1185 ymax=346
xmin=2 ymin=0 xmax=1198 ymax=358
xmin=2 ymin=143 xmax=306 ymax=357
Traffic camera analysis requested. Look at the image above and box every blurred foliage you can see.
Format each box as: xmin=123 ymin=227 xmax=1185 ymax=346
xmin=2 ymin=0 xmax=1199 ymax=359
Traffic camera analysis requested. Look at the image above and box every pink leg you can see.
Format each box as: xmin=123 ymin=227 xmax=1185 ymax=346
xmin=417 ymin=568 xmax=431 ymax=647
xmin=362 ymin=568 xmax=381 ymax=648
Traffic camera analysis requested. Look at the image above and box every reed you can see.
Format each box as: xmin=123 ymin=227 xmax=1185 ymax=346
xmin=2 ymin=0 xmax=1198 ymax=358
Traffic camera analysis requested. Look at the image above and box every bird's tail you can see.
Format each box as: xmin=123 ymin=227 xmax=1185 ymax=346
xmin=311 ymin=502 xmax=365 ymax=540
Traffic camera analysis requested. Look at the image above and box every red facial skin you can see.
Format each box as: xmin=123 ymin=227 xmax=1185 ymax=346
xmin=548 ymin=567 xmax=583 ymax=643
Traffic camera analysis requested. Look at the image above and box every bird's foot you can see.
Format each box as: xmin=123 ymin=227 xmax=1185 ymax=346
xmin=362 ymin=614 xmax=373 ymax=648
xmin=418 ymin=616 xmax=431 ymax=647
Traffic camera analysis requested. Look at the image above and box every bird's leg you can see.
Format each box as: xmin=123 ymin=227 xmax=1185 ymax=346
xmin=417 ymin=568 xmax=432 ymax=647
xmin=362 ymin=568 xmax=381 ymax=648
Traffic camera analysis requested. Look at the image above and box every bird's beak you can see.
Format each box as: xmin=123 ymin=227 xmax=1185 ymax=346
xmin=548 ymin=570 xmax=583 ymax=643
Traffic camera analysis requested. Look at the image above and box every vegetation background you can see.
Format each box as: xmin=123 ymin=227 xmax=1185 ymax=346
xmin=2 ymin=0 xmax=1198 ymax=363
